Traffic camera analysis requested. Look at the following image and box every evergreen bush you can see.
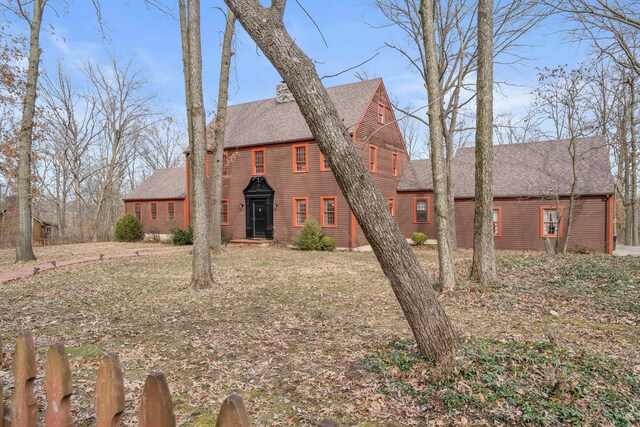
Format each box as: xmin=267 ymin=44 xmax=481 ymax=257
xmin=411 ymin=232 xmax=427 ymax=246
xmin=171 ymin=227 xmax=193 ymax=246
xmin=114 ymin=213 xmax=145 ymax=242
xmin=320 ymin=236 xmax=336 ymax=251
xmin=292 ymin=218 xmax=324 ymax=250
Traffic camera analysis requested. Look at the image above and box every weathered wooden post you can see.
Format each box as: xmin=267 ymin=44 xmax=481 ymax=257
xmin=10 ymin=330 xmax=38 ymax=427
xmin=138 ymin=373 xmax=175 ymax=427
xmin=95 ymin=354 xmax=125 ymax=427
xmin=216 ymin=394 xmax=251 ymax=427
xmin=45 ymin=343 xmax=74 ymax=426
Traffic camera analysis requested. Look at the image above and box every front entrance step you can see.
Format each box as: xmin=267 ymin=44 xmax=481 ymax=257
xmin=229 ymin=239 xmax=271 ymax=246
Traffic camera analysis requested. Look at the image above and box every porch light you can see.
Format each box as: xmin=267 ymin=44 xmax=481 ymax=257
xmin=239 ymin=203 xmax=244 ymax=209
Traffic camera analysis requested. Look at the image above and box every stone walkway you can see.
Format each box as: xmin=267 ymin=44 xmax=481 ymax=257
xmin=0 ymin=247 xmax=192 ymax=285
xmin=613 ymin=245 xmax=640 ymax=257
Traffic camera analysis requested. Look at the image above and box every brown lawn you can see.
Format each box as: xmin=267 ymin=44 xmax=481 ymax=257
xmin=0 ymin=241 xmax=172 ymax=273
xmin=0 ymin=245 xmax=638 ymax=426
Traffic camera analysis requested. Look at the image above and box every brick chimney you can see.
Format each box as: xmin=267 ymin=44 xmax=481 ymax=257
xmin=275 ymin=83 xmax=295 ymax=104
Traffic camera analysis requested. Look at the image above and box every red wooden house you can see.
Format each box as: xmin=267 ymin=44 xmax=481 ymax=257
xmin=124 ymin=79 xmax=615 ymax=253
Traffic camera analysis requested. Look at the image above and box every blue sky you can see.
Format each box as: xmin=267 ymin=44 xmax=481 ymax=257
xmin=11 ymin=1 xmax=589 ymax=129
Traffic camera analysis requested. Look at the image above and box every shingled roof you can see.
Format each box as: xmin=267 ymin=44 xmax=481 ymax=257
xmin=398 ymin=137 xmax=614 ymax=197
xmin=123 ymin=167 xmax=186 ymax=201
xmin=209 ymin=78 xmax=382 ymax=149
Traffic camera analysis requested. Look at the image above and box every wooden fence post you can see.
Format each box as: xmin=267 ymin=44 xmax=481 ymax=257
xmin=95 ymin=353 xmax=125 ymax=427
xmin=45 ymin=343 xmax=74 ymax=427
xmin=138 ymin=373 xmax=175 ymax=427
xmin=216 ymin=394 xmax=251 ymax=427
xmin=10 ymin=330 xmax=37 ymax=427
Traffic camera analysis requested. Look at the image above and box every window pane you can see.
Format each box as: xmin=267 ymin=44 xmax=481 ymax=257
xmin=168 ymin=203 xmax=175 ymax=220
xmin=296 ymin=199 xmax=307 ymax=225
xmin=151 ymin=204 xmax=157 ymax=220
xmin=135 ymin=204 xmax=141 ymax=220
xmin=221 ymin=201 xmax=228 ymax=223
xmin=416 ymin=200 xmax=427 ymax=222
xmin=493 ymin=209 xmax=499 ymax=234
xmin=295 ymin=146 xmax=306 ymax=171
xmin=544 ymin=209 xmax=559 ymax=235
xmin=254 ymin=151 xmax=264 ymax=174
xmin=323 ymin=198 xmax=335 ymax=225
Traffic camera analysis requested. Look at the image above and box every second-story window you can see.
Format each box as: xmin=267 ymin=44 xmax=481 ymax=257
xmin=320 ymin=153 xmax=331 ymax=171
xmin=252 ymin=148 xmax=266 ymax=175
xmin=369 ymin=145 xmax=377 ymax=173
xmin=377 ymin=102 xmax=385 ymax=124
xmin=292 ymin=144 xmax=308 ymax=172
xmin=392 ymin=152 xmax=398 ymax=176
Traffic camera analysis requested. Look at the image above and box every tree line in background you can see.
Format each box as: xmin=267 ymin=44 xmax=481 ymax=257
xmin=0 ymin=9 xmax=185 ymax=246
xmin=0 ymin=0 xmax=639 ymax=363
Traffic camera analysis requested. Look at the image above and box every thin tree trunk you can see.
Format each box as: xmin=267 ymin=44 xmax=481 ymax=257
xmin=16 ymin=0 xmax=46 ymax=262
xmin=179 ymin=0 xmax=195 ymax=229
xmin=224 ymin=0 xmax=459 ymax=362
xmin=631 ymin=81 xmax=638 ymax=245
xmin=184 ymin=0 xmax=214 ymax=289
xmin=445 ymin=131 xmax=457 ymax=251
xmin=210 ymin=8 xmax=235 ymax=252
xmin=419 ymin=0 xmax=456 ymax=291
xmin=561 ymin=136 xmax=578 ymax=254
xmin=470 ymin=0 xmax=497 ymax=285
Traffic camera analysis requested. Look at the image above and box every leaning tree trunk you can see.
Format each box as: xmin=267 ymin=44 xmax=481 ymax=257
xmin=470 ymin=0 xmax=497 ymax=285
xmin=183 ymin=0 xmax=214 ymax=289
xmin=224 ymin=0 xmax=458 ymax=362
xmin=15 ymin=0 xmax=46 ymax=262
xmin=419 ymin=0 xmax=456 ymax=291
xmin=209 ymin=8 xmax=236 ymax=252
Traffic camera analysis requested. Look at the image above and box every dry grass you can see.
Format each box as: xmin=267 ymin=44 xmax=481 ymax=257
xmin=0 ymin=241 xmax=170 ymax=273
xmin=0 ymin=245 xmax=638 ymax=426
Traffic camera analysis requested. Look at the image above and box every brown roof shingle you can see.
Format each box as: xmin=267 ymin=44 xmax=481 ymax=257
xmin=398 ymin=137 xmax=614 ymax=197
xmin=210 ymin=78 xmax=382 ymax=149
xmin=123 ymin=167 xmax=186 ymax=201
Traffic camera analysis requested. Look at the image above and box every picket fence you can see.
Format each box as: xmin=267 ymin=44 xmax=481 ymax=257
xmin=0 ymin=330 xmax=339 ymax=427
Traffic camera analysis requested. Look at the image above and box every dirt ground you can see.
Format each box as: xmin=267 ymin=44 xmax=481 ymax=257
xmin=0 ymin=245 xmax=638 ymax=426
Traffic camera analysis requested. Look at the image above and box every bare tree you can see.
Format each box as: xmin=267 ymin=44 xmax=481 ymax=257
xmin=180 ymin=0 xmax=214 ymax=289
xmin=223 ymin=0 xmax=458 ymax=362
xmin=1 ymin=0 xmax=48 ymax=261
xmin=399 ymin=113 xmax=426 ymax=159
xmin=418 ymin=0 xmax=456 ymax=290
xmin=533 ymin=66 xmax=595 ymax=253
xmin=40 ymin=63 xmax=101 ymax=241
xmin=470 ymin=0 xmax=497 ymax=285
xmin=84 ymin=57 xmax=155 ymax=241
xmin=139 ymin=117 xmax=185 ymax=172
xmin=375 ymin=0 xmax=547 ymax=258
xmin=210 ymin=8 xmax=236 ymax=252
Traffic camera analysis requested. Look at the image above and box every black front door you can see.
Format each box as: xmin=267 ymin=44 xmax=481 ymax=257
xmin=251 ymin=199 xmax=268 ymax=238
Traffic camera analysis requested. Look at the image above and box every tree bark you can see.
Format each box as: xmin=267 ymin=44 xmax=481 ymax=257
xmin=470 ymin=0 xmax=497 ymax=285
xmin=184 ymin=0 xmax=214 ymax=289
xmin=209 ymin=8 xmax=235 ymax=252
xmin=15 ymin=0 xmax=46 ymax=262
xmin=224 ymin=0 xmax=458 ymax=362
xmin=179 ymin=0 xmax=195 ymax=229
xmin=419 ymin=0 xmax=456 ymax=291
xmin=631 ymin=79 xmax=638 ymax=246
